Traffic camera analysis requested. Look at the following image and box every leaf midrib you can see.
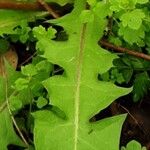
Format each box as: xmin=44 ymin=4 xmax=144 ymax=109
xmin=74 ymin=23 xmax=87 ymax=150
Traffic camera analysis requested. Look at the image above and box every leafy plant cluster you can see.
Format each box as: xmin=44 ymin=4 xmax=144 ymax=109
xmin=0 ymin=0 xmax=150 ymax=150
xmin=100 ymin=0 xmax=150 ymax=102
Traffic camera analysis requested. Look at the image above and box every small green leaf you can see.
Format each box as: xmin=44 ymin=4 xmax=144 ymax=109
xmin=118 ymin=25 xmax=145 ymax=44
xmin=93 ymin=2 xmax=112 ymax=19
xmin=14 ymin=78 xmax=29 ymax=91
xmin=33 ymin=25 xmax=56 ymax=40
xmin=121 ymin=140 xmax=146 ymax=150
xmin=109 ymin=0 xmax=136 ymax=11
xmin=100 ymin=71 xmax=110 ymax=81
xmin=9 ymin=95 xmax=23 ymax=112
xmin=0 ymin=10 xmax=45 ymax=35
xmin=21 ymin=64 xmax=38 ymax=77
xmin=36 ymin=97 xmax=48 ymax=109
xmin=133 ymin=72 xmax=150 ymax=102
xmin=0 ymin=39 xmax=9 ymax=54
xmin=120 ymin=9 xmax=145 ymax=30
xmin=122 ymin=69 xmax=133 ymax=83
xmin=35 ymin=60 xmax=53 ymax=72
xmin=13 ymin=21 xmax=31 ymax=43
xmin=121 ymin=147 xmax=126 ymax=150
xmin=111 ymin=68 xmax=125 ymax=84
xmin=87 ymin=0 xmax=97 ymax=7
xmin=137 ymin=0 xmax=149 ymax=4
xmin=0 ymin=110 xmax=24 ymax=149
xmin=51 ymin=105 xmax=67 ymax=120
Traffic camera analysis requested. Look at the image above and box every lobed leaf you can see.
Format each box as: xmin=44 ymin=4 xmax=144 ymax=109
xmin=33 ymin=1 xmax=132 ymax=150
xmin=120 ymin=9 xmax=145 ymax=30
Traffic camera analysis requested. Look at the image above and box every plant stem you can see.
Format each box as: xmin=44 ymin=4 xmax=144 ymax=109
xmin=0 ymin=1 xmax=43 ymax=11
xmin=0 ymin=1 xmax=59 ymax=18
xmin=27 ymin=87 xmax=33 ymax=132
xmin=18 ymin=52 xmax=37 ymax=68
xmin=36 ymin=0 xmax=59 ymax=18
xmin=100 ymin=40 xmax=150 ymax=61
xmin=2 ymin=57 xmax=29 ymax=147
xmin=0 ymin=90 xmax=18 ymax=113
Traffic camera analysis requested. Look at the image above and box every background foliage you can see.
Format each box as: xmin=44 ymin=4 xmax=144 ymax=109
xmin=0 ymin=0 xmax=150 ymax=149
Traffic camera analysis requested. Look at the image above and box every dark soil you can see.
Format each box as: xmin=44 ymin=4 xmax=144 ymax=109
xmin=120 ymin=94 xmax=150 ymax=149
xmin=94 ymin=93 xmax=150 ymax=149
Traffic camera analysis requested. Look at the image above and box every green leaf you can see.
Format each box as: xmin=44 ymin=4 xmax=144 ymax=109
xmin=33 ymin=1 xmax=132 ymax=149
xmin=109 ymin=0 xmax=136 ymax=11
xmin=87 ymin=0 xmax=97 ymax=7
xmin=33 ymin=25 xmax=56 ymax=40
xmin=121 ymin=140 xmax=147 ymax=150
xmin=120 ymin=9 xmax=145 ymax=30
xmin=35 ymin=60 xmax=53 ymax=72
xmin=0 ymin=10 xmax=46 ymax=35
xmin=110 ymin=68 xmax=125 ymax=84
xmin=122 ymin=69 xmax=133 ymax=83
xmin=0 ymin=110 xmax=23 ymax=150
xmin=14 ymin=78 xmax=29 ymax=91
xmin=9 ymin=95 xmax=23 ymax=112
xmin=93 ymin=2 xmax=112 ymax=19
xmin=133 ymin=72 xmax=150 ymax=102
xmin=36 ymin=96 xmax=48 ymax=109
xmin=0 ymin=39 xmax=9 ymax=54
xmin=0 ymin=64 xmax=24 ymax=149
xmin=118 ymin=25 xmax=145 ymax=45
xmin=100 ymin=71 xmax=110 ymax=81
xmin=12 ymin=22 xmax=31 ymax=43
xmin=126 ymin=141 xmax=141 ymax=150
xmin=137 ymin=0 xmax=149 ymax=4
xmin=11 ymin=88 xmax=32 ymax=107
xmin=21 ymin=64 xmax=38 ymax=77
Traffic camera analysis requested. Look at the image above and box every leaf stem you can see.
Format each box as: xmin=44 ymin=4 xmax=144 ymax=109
xmin=2 ymin=57 xmax=29 ymax=147
xmin=0 ymin=90 xmax=18 ymax=113
xmin=36 ymin=0 xmax=59 ymax=18
xmin=119 ymin=104 xmax=147 ymax=135
xmin=0 ymin=1 xmax=59 ymax=18
xmin=100 ymin=40 xmax=150 ymax=61
xmin=18 ymin=52 xmax=37 ymax=68
xmin=0 ymin=1 xmax=43 ymax=11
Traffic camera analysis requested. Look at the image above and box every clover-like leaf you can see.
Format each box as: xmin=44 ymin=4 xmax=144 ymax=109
xmin=118 ymin=25 xmax=145 ymax=44
xmin=120 ymin=9 xmax=145 ymax=30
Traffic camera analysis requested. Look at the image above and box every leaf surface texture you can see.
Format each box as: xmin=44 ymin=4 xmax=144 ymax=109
xmin=33 ymin=1 xmax=132 ymax=149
